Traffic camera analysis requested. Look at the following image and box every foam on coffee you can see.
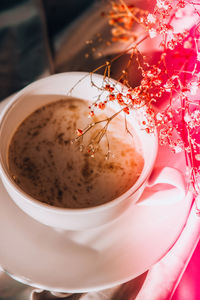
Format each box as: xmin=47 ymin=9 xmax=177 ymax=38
xmin=8 ymin=98 xmax=144 ymax=208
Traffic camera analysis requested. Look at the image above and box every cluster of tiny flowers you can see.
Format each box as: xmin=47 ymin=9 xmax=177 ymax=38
xmin=165 ymin=31 xmax=189 ymax=50
xmin=108 ymin=2 xmax=148 ymax=42
xmin=184 ymin=110 xmax=200 ymax=129
xmin=75 ymin=0 xmax=200 ymax=198
xmin=140 ymin=0 xmax=174 ymax=38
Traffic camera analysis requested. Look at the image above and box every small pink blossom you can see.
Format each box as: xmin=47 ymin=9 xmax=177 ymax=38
xmin=196 ymin=154 xmax=200 ymax=161
xmin=190 ymin=82 xmax=199 ymax=95
xmin=184 ymin=113 xmax=192 ymax=123
xmin=147 ymin=13 xmax=157 ymax=24
xmin=149 ymin=28 xmax=157 ymax=38
xmin=173 ymin=145 xmax=183 ymax=153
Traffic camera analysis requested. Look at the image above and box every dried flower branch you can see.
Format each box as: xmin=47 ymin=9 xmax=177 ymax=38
xmin=72 ymin=0 xmax=200 ymax=210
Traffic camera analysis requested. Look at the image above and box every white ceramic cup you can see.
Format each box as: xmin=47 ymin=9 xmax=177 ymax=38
xmin=0 ymin=72 xmax=186 ymax=230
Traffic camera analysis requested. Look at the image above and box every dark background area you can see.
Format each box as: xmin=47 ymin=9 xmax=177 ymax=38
xmin=0 ymin=0 xmax=94 ymax=101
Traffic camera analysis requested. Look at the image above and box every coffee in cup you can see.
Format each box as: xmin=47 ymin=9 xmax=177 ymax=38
xmin=8 ymin=97 xmax=144 ymax=209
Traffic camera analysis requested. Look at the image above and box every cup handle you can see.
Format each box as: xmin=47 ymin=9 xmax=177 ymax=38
xmin=137 ymin=167 xmax=187 ymax=206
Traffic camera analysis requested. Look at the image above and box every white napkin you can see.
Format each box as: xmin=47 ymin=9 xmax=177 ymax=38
xmin=136 ymin=202 xmax=200 ymax=300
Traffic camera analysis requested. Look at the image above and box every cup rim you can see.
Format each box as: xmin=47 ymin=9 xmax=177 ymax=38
xmin=0 ymin=72 xmax=158 ymax=215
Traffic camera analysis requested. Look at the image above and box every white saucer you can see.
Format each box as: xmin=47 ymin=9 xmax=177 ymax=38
xmin=0 ymin=163 xmax=192 ymax=293
xmin=0 ymin=98 xmax=193 ymax=293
